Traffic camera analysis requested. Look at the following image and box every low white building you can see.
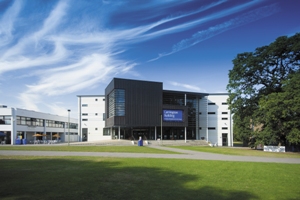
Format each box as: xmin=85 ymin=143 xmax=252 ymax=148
xmin=0 ymin=106 xmax=78 ymax=145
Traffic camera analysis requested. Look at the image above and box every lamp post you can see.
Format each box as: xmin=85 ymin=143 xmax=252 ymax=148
xmin=68 ymin=109 xmax=70 ymax=146
xmin=161 ymin=114 xmax=163 ymax=145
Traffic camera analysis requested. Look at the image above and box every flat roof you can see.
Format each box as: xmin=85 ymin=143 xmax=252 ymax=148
xmin=77 ymin=95 xmax=105 ymax=97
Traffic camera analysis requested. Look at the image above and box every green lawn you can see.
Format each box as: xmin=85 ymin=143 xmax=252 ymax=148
xmin=0 ymin=155 xmax=299 ymax=200
xmin=170 ymin=146 xmax=300 ymax=158
xmin=0 ymin=145 xmax=178 ymax=154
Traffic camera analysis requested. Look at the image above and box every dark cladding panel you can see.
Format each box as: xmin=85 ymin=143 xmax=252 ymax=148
xmin=105 ymin=79 xmax=115 ymax=95
xmin=105 ymin=78 xmax=162 ymax=127
xmin=106 ymin=116 xmax=114 ymax=127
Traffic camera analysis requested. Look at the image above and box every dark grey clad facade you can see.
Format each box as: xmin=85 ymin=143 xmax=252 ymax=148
xmin=104 ymin=78 xmax=206 ymax=140
xmin=105 ymin=78 xmax=162 ymax=128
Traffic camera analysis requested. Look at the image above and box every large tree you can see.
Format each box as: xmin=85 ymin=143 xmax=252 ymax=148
xmin=258 ymin=72 xmax=300 ymax=145
xmin=227 ymin=33 xmax=300 ymax=146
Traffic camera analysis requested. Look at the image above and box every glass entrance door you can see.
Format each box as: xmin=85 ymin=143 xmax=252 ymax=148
xmin=82 ymin=128 xmax=88 ymax=141
xmin=222 ymin=133 xmax=228 ymax=146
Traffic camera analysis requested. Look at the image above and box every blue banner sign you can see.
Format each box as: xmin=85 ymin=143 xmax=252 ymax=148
xmin=163 ymin=110 xmax=183 ymax=122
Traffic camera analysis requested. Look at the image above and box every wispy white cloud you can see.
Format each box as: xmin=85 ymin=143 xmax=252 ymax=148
xmin=141 ymin=0 xmax=260 ymax=43
xmin=0 ymin=1 xmax=69 ymax=73
xmin=0 ymin=0 xmax=22 ymax=46
xmin=18 ymin=93 xmax=41 ymax=111
xmin=44 ymin=102 xmax=70 ymax=117
xmin=149 ymin=3 xmax=280 ymax=61
xmin=169 ymin=81 xmax=202 ymax=92
xmin=0 ymin=0 xmax=280 ymax=114
xmin=33 ymin=1 xmax=68 ymax=40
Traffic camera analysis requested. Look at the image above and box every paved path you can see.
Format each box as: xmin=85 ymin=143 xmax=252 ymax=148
xmin=0 ymin=146 xmax=299 ymax=164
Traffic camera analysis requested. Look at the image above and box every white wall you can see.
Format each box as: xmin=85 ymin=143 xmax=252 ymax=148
xmin=199 ymin=94 xmax=232 ymax=146
xmin=78 ymin=95 xmax=107 ymax=142
xmin=0 ymin=107 xmax=78 ymax=145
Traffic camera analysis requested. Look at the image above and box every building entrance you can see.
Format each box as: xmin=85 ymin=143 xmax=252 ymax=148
xmin=82 ymin=128 xmax=88 ymax=142
xmin=222 ymin=133 xmax=228 ymax=146
xmin=132 ymin=129 xmax=149 ymax=140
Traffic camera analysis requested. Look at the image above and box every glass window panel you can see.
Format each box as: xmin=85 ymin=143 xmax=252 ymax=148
xmin=108 ymin=89 xmax=125 ymax=118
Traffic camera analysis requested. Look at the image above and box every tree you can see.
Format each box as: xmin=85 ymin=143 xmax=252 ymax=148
xmin=227 ymin=33 xmax=300 ymax=146
xmin=258 ymin=72 xmax=300 ymax=145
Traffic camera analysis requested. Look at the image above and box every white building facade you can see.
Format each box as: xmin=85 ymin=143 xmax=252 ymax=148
xmin=199 ymin=94 xmax=233 ymax=146
xmin=0 ymin=106 xmax=78 ymax=145
xmin=77 ymin=95 xmax=107 ymax=142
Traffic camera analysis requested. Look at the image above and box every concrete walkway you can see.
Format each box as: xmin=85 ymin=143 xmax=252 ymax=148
xmin=0 ymin=145 xmax=300 ymax=164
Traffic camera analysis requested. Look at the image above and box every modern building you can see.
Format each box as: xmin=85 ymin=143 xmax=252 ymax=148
xmin=78 ymin=78 xmax=233 ymax=146
xmin=77 ymin=95 xmax=106 ymax=142
xmin=0 ymin=106 xmax=78 ymax=145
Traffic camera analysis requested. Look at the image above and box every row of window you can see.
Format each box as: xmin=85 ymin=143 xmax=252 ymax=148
xmin=86 ymin=111 xmax=228 ymax=116
xmin=199 ymin=127 xmax=228 ymax=130
xmin=199 ymin=112 xmax=228 ymax=115
xmin=16 ymin=116 xmax=44 ymax=127
xmin=16 ymin=116 xmax=78 ymax=129
xmin=81 ymin=99 xmax=105 ymax=107
xmin=82 ymin=113 xmax=98 ymax=116
xmin=208 ymin=102 xmax=228 ymax=105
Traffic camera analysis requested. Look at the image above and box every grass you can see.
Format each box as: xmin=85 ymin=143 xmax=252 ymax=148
xmin=169 ymin=146 xmax=300 ymax=158
xmin=0 ymin=145 xmax=178 ymax=154
xmin=0 ymin=155 xmax=299 ymax=200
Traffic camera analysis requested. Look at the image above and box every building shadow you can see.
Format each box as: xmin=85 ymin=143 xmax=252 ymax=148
xmin=0 ymin=157 xmax=259 ymax=200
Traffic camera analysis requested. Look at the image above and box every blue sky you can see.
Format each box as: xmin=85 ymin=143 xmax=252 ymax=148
xmin=0 ymin=0 xmax=299 ymax=118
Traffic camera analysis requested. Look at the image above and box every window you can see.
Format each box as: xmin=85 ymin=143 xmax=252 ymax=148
xmin=82 ymin=113 xmax=88 ymax=116
xmin=23 ymin=117 xmax=38 ymax=126
xmin=108 ymin=89 xmax=125 ymax=117
xmin=103 ymin=113 xmax=106 ymax=121
xmin=222 ymin=112 xmax=228 ymax=114
xmin=199 ymin=112 xmax=202 ymax=115
xmin=103 ymin=99 xmax=105 ymax=101
xmin=26 ymin=117 xmax=32 ymax=126
xmin=95 ymin=128 xmax=98 ymax=130
xmin=45 ymin=120 xmax=64 ymax=128
xmin=17 ymin=116 xmax=26 ymax=125
xmin=82 ymin=119 xmax=88 ymax=121
xmin=82 ymin=104 xmax=88 ymax=107
xmin=103 ymin=128 xmax=111 ymax=135
xmin=222 ymin=127 xmax=228 ymax=130
xmin=95 ymin=113 xmax=98 ymax=116
xmin=54 ymin=121 xmax=64 ymax=128
xmin=36 ymin=119 xmax=44 ymax=127
xmin=222 ymin=118 xmax=228 ymax=120
xmin=208 ymin=103 xmax=216 ymax=105
xmin=69 ymin=123 xmax=78 ymax=129
xmin=208 ymin=112 xmax=215 ymax=114
xmin=0 ymin=116 xmax=11 ymax=125
xmin=208 ymin=127 xmax=216 ymax=130
xmin=222 ymin=102 xmax=228 ymax=105
xmin=199 ymin=127 xmax=202 ymax=130
xmin=95 ymin=99 xmax=98 ymax=101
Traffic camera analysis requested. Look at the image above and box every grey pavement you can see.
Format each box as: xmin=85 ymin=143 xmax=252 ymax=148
xmin=0 ymin=145 xmax=300 ymax=164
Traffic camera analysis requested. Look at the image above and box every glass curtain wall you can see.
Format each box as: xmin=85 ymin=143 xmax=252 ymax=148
xmin=108 ymin=89 xmax=125 ymax=118
xmin=163 ymin=92 xmax=197 ymax=140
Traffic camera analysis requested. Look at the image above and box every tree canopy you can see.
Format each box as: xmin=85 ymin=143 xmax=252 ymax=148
xmin=227 ymin=33 xmax=300 ymax=147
